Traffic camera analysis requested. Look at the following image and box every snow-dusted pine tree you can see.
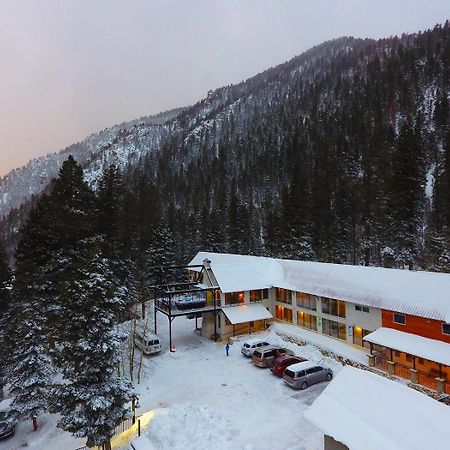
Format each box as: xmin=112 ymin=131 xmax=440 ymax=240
xmin=0 ymin=240 xmax=11 ymax=400
xmin=52 ymin=248 xmax=133 ymax=449
xmin=8 ymin=305 xmax=54 ymax=431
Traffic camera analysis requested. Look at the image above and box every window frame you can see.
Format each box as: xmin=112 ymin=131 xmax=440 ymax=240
xmin=393 ymin=313 xmax=406 ymax=325
xmin=442 ymin=323 xmax=450 ymax=336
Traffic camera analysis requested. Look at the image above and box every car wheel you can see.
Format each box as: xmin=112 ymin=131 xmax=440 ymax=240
xmin=326 ymin=373 xmax=332 ymax=381
xmin=300 ymin=381 xmax=308 ymax=390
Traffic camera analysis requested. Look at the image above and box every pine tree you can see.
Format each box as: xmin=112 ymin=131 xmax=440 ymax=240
xmin=0 ymin=241 xmax=11 ymax=399
xmin=146 ymin=224 xmax=177 ymax=286
xmin=388 ymin=121 xmax=426 ymax=268
xmin=52 ymin=249 xmax=133 ymax=449
xmin=7 ymin=196 xmax=57 ymax=430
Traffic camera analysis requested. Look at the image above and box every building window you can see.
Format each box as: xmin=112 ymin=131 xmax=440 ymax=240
xmin=275 ymin=305 xmax=293 ymax=323
xmin=355 ymin=305 xmax=369 ymax=313
xmin=250 ymin=290 xmax=262 ymax=302
xmin=322 ymin=318 xmax=346 ymax=340
xmin=217 ymin=313 xmax=221 ymax=328
xmin=443 ymin=323 xmax=450 ymax=336
xmin=225 ymin=291 xmax=244 ymax=305
xmin=262 ymin=288 xmax=269 ymax=300
xmin=296 ymin=292 xmax=317 ymax=311
xmin=393 ymin=313 xmax=406 ymax=325
xmin=321 ymin=298 xmax=346 ymax=318
xmin=276 ymin=288 xmax=291 ymax=304
xmin=297 ymin=311 xmax=317 ymax=331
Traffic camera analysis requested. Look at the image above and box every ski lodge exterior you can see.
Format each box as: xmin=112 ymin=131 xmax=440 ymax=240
xmin=186 ymin=252 xmax=450 ymax=393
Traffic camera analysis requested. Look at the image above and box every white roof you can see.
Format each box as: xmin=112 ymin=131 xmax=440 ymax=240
xmin=363 ymin=327 xmax=450 ymax=366
xmin=286 ymin=360 xmax=317 ymax=372
xmin=189 ymin=252 xmax=450 ymax=322
xmin=304 ymin=366 xmax=450 ymax=450
xmin=222 ymin=303 xmax=272 ymax=325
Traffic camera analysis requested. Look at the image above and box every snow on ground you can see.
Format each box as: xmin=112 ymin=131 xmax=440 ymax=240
xmin=0 ymin=411 xmax=85 ymax=450
xmin=126 ymin=315 xmax=343 ymax=450
xmin=1 ymin=316 xmax=345 ymax=450
xmin=271 ymin=322 xmax=369 ymax=365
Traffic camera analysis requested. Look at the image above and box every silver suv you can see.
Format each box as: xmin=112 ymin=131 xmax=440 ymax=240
xmin=283 ymin=361 xmax=333 ymax=389
xmin=241 ymin=339 xmax=270 ymax=357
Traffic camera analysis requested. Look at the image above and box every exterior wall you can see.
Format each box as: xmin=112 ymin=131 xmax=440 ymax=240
xmin=345 ymin=303 xmax=382 ymax=345
xmin=382 ymin=310 xmax=450 ymax=344
xmin=324 ymin=435 xmax=349 ymax=450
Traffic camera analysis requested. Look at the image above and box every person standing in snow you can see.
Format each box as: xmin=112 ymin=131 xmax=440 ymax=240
xmin=225 ymin=343 xmax=230 ymax=356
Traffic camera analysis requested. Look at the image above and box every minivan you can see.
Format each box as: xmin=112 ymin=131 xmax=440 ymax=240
xmin=252 ymin=346 xmax=295 ymax=368
xmin=135 ymin=332 xmax=161 ymax=355
xmin=283 ymin=361 xmax=333 ymax=389
xmin=241 ymin=339 xmax=270 ymax=357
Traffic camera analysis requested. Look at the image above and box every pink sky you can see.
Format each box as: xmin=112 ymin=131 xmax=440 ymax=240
xmin=0 ymin=0 xmax=449 ymax=176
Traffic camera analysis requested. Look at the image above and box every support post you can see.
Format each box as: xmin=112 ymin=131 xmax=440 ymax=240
xmin=154 ymin=301 xmax=157 ymax=335
xmin=387 ymin=360 xmax=396 ymax=376
xmin=169 ymin=316 xmax=174 ymax=352
xmin=138 ymin=419 xmax=141 ymax=437
xmin=368 ymin=354 xmax=375 ymax=367
xmin=409 ymin=368 xmax=418 ymax=384
xmin=436 ymin=377 xmax=445 ymax=394
xmin=369 ymin=343 xmax=373 ymax=355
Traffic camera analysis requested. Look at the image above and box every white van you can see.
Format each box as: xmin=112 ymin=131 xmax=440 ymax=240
xmin=135 ymin=332 xmax=161 ymax=355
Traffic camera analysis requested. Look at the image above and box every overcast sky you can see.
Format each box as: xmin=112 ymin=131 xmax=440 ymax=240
xmin=0 ymin=0 xmax=449 ymax=175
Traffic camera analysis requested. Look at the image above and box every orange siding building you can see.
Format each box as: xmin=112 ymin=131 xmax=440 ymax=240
xmin=382 ymin=309 xmax=450 ymax=344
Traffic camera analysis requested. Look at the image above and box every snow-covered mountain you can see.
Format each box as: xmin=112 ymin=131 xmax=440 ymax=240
xmin=0 ymin=107 xmax=184 ymax=219
xmin=1 ymin=23 xmax=450 ymax=269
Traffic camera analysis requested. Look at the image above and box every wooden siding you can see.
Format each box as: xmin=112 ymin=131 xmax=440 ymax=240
xmin=382 ymin=310 xmax=450 ymax=343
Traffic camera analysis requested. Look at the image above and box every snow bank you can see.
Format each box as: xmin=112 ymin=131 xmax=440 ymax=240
xmin=304 ymin=365 xmax=450 ymax=450
xmin=133 ymin=404 xmax=235 ymax=450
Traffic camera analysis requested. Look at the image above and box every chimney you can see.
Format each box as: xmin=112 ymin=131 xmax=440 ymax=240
xmin=203 ymin=258 xmax=211 ymax=269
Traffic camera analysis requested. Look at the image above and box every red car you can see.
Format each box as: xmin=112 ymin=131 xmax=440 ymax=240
xmin=270 ymin=355 xmax=307 ymax=377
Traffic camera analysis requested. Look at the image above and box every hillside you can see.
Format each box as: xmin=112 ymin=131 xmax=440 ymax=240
xmin=2 ymin=22 xmax=450 ymax=270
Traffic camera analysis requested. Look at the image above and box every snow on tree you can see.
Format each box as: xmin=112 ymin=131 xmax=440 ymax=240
xmin=0 ymin=240 xmax=12 ymax=399
xmin=52 ymin=249 xmax=133 ymax=449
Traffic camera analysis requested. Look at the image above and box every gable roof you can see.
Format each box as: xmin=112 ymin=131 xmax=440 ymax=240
xmin=304 ymin=366 xmax=450 ymax=450
xmin=189 ymin=252 xmax=450 ymax=322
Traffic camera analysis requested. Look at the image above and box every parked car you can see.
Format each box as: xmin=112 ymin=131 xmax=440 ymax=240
xmin=270 ymin=355 xmax=308 ymax=377
xmin=0 ymin=400 xmax=15 ymax=440
xmin=283 ymin=361 xmax=333 ymax=389
xmin=252 ymin=346 xmax=295 ymax=368
xmin=241 ymin=339 xmax=270 ymax=357
xmin=135 ymin=332 xmax=161 ymax=355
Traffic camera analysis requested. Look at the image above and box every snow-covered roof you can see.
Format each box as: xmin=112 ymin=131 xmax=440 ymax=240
xmin=304 ymin=366 xmax=450 ymax=450
xmin=222 ymin=303 xmax=272 ymax=325
xmin=364 ymin=327 xmax=450 ymax=366
xmin=286 ymin=360 xmax=317 ymax=373
xmin=189 ymin=252 xmax=450 ymax=322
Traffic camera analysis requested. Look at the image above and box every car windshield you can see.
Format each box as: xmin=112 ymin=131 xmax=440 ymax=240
xmin=253 ymin=350 xmax=263 ymax=358
xmin=284 ymin=369 xmax=295 ymax=378
xmin=0 ymin=411 xmax=7 ymax=422
xmin=244 ymin=344 xmax=250 ymax=348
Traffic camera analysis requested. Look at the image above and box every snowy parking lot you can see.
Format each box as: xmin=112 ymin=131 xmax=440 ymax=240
xmin=1 ymin=315 xmax=344 ymax=450
xmin=129 ymin=315 xmax=344 ymax=450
